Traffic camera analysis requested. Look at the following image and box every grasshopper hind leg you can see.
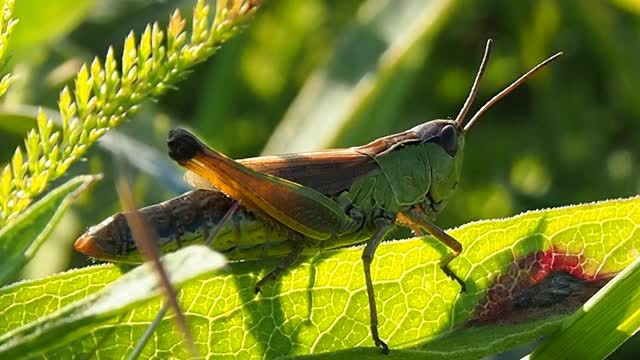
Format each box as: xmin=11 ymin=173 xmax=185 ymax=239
xmin=254 ymin=242 xmax=305 ymax=294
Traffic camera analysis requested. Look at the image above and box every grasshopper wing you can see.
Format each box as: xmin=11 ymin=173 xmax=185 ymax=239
xmin=183 ymin=149 xmax=380 ymax=196
xmin=168 ymin=129 xmax=361 ymax=239
xmin=182 ymin=128 xmax=421 ymax=195
xmin=240 ymin=149 xmax=380 ymax=195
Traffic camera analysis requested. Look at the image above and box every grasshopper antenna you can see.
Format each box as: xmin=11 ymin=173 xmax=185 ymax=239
xmin=463 ymin=50 xmax=563 ymax=132
xmin=454 ymin=39 xmax=494 ymax=130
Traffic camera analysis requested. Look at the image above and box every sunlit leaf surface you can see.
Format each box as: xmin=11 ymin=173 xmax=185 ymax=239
xmin=0 ymin=197 xmax=638 ymax=358
xmin=0 ymin=245 xmax=226 ymax=359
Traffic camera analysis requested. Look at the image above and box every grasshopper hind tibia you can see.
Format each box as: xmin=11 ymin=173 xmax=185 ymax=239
xmin=167 ymin=128 xmax=204 ymax=162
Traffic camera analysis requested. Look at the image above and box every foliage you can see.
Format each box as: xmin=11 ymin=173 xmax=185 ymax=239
xmin=0 ymin=0 xmax=259 ymax=226
xmin=0 ymin=197 xmax=637 ymax=358
xmin=0 ymin=175 xmax=98 ymax=284
xmin=0 ymin=245 xmax=225 ymax=358
xmin=0 ymin=0 xmax=16 ymax=97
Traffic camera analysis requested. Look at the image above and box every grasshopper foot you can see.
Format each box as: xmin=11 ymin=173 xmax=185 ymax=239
xmin=254 ymin=271 xmax=277 ymax=294
xmin=441 ymin=265 xmax=466 ymax=293
xmin=254 ymin=277 xmax=270 ymax=295
xmin=375 ymin=338 xmax=390 ymax=355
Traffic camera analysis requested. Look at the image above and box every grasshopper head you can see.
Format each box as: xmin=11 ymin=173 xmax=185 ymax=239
xmin=409 ymin=39 xmax=561 ymax=203
xmin=409 ymin=118 xmax=465 ymax=205
xmin=411 ymin=119 xmax=460 ymax=156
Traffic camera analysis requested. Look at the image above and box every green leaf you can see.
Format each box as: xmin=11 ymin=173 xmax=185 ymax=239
xmin=0 ymin=175 xmax=98 ymax=285
xmin=531 ymin=255 xmax=640 ymax=359
xmin=0 ymin=245 xmax=226 ymax=359
xmin=297 ymin=317 xmax=566 ymax=360
xmin=1 ymin=0 xmax=259 ymax=225
xmin=0 ymin=197 xmax=638 ymax=358
xmin=263 ymin=0 xmax=455 ymax=153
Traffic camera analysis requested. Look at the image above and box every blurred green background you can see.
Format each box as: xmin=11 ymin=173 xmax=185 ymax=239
xmin=0 ymin=0 xmax=638 ymax=285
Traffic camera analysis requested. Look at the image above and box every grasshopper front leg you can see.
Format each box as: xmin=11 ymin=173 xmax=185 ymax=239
xmin=398 ymin=210 xmax=466 ymax=292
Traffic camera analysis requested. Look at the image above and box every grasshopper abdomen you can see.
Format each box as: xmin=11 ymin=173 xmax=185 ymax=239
xmin=75 ymin=189 xmax=295 ymax=262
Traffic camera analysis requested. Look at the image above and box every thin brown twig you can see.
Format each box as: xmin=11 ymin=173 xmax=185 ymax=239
xmin=116 ymin=177 xmax=197 ymax=357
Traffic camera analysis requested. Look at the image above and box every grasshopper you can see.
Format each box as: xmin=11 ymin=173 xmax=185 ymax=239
xmin=74 ymin=39 xmax=561 ymax=353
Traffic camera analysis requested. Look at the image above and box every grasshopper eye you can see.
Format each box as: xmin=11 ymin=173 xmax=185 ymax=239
xmin=439 ymin=124 xmax=457 ymax=156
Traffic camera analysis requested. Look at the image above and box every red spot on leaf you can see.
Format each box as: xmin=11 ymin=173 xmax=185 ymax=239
xmin=468 ymin=247 xmax=613 ymax=324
